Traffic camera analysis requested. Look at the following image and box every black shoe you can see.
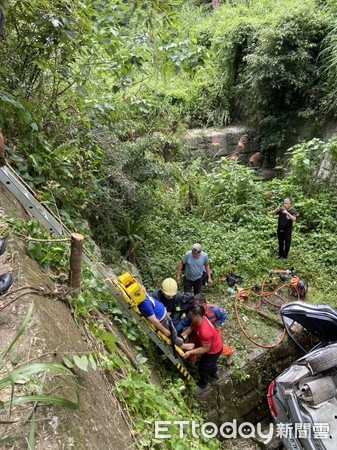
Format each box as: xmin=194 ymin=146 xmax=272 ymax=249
xmin=0 ymin=239 xmax=7 ymax=256
xmin=210 ymin=371 xmax=220 ymax=380
xmin=0 ymin=273 xmax=13 ymax=294
xmin=194 ymin=384 xmax=209 ymax=394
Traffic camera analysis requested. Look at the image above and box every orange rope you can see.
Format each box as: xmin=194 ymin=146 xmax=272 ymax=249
xmin=234 ymin=270 xmax=300 ymax=348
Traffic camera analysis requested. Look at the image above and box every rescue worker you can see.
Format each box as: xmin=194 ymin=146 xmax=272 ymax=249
xmin=183 ymin=304 xmax=223 ymax=394
xmin=176 ymin=243 xmax=212 ymax=295
xmin=138 ymin=289 xmax=194 ymax=351
xmin=176 ymin=293 xmax=226 ymax=332
xmin=178 ymin=293 xmax=233 ymax=365
xmin=151 ymin=278 xmax=193 ymax=326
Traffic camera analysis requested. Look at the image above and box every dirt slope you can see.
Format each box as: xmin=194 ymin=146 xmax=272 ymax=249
xmin=0 ymin=183 xmax=134 ymax=449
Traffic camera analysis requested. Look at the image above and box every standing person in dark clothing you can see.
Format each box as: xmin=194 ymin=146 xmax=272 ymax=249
xmin=176 ymin=243 xmax=212 ymax=295
xmin=271 ymin=197 xmax=297 ymax=259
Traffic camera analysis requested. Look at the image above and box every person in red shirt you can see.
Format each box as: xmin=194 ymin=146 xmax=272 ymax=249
xmin=179 ymin=294 xmax=233 ymax=364
xmin=183 ymin=304 xmax=223 ymax=393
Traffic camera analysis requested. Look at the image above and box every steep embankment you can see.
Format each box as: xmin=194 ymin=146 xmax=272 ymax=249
xmin=0 ymin=184 xmax=134 ymax=449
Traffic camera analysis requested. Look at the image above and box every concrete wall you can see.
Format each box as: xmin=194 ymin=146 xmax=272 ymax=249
xmin=197 ymin=336 xmax=307 ymax=426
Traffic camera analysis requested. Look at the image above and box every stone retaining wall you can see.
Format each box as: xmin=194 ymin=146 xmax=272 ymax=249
xmin=198 ymin=336 xmax=308 ymax=426
xmin=181 ymin=126 xmax=259 ymax=161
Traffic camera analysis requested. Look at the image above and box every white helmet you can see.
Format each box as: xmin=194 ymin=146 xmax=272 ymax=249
xmin=161 ymin=278 xmax=178 ymax=297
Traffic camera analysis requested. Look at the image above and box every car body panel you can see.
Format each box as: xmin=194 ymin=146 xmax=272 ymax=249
xmin=268 ymin=302 xmax=337 ymax=449
xmin=280 ymin=302 xmax=337 ymax=343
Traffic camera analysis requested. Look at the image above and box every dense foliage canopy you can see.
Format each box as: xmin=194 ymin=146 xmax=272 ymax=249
xmin=0 ymin=0 xmax=336 ymax=296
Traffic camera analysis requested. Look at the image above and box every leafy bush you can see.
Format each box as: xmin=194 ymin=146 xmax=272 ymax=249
xmin=238 ymin=8 xmax=331 ymax=149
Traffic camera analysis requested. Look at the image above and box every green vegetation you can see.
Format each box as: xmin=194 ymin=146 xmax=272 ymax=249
xmin=140 ymin=138 xmax=337 ymax=303
xmin=1 ymin=0 xmax=337 ymax=448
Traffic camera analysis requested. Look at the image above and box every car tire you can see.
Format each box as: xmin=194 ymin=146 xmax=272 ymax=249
xmin=305 ymin=346 xmax=337 ymax=373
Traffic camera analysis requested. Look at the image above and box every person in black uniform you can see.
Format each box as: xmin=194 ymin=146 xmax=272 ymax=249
xmin=271 ymin=197 xmax=297 ymax=259
xmin=151 ymin=278 xmax=193 ymax=326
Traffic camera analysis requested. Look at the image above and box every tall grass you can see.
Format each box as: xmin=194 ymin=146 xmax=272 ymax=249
xmin=0 ymin=303 xmax=79 ymax=447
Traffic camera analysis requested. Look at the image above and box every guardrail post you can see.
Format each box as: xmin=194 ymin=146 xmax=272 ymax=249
xmin=69 ymin=233 xmax=84 ymax=296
